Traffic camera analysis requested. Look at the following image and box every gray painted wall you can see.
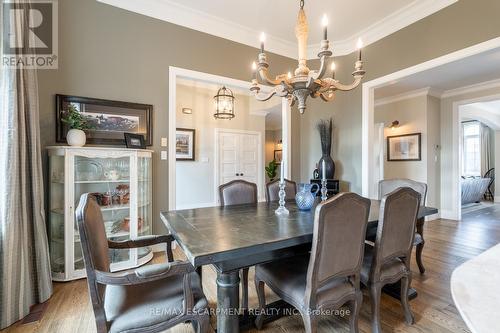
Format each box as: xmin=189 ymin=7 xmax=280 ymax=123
xmin=38 ymin=0 xmax=500 ymax=232
xmin=300 ymin=0 xmax=500 ymax=192
xmin=37 ymin=0 xmax=297 ymax=233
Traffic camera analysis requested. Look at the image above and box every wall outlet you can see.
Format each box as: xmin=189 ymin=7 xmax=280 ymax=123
xmin=161 ymin=137 xmax=168 ymax=147
xmin=161 ymin=151 xmax=167 ymax=160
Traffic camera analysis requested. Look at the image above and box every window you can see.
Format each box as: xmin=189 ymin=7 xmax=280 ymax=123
xmin=462 ymin=121 xmax=481 ymax=176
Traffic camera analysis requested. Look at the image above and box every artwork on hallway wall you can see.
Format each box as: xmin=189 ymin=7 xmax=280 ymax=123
xmin=176 ymin=128 xmax=195 ymax=161
xmin=274 ymin=149 xmax=283 ymax=164
xmin=387 ymin=133 xmax=421 ymax=161
xmin=56 ymin=94 xmax=152 ymax=146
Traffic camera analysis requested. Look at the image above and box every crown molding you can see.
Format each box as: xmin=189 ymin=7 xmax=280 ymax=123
xmin=374 ymin=87 xmax=442 ymax=107
xmin=98 ymin=0 xmax=457 ymax=60
xmin=97 ymin=0 xmax=297 ymax=59
xmin=440 ymin=78 xmax=500 ymax=99
xmin=309 ymin=0 xmax=458 ymax=58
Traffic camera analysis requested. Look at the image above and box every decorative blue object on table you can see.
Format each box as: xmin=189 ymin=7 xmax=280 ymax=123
xmin=295 ymin=183 xmax=319 ymax=211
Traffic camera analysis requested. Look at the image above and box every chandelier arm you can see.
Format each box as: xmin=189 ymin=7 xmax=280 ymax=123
xmin=329 ymin=76 xmax=363 ymax=91
xmin=258 ymin=67 xmax=283 ymax=86
xmin=311 ymin=56 xmax=328 ymax=81
xmin=320 ymin=91 xmax=335 ymax=102
xmin=253 ymin=91 xmax=276 ymax=102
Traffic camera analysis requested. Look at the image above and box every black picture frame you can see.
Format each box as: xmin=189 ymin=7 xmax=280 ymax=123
xmin=56 ymin=94 xmax=153 ymax=146
xmin=176 ymin=128 xmax=196 ymax=161
xmin=387 ymin=133 xmax=422 ymax=161
xmin=124 ymin=133 xmax=146 ymax=149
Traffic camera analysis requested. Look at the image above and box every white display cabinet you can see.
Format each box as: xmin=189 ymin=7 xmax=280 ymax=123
xmin=47 ymin=146 xmax=154 ymax=281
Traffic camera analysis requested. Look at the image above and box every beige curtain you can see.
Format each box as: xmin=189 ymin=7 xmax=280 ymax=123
xmin=480 ymin=123 xmax=492 ymax=176
xmin=0 ymin=1 xmax=53 ymax=329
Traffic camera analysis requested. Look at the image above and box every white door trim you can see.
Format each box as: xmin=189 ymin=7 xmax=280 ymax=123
xmin=361 ymin=37 xmax=500 ymax=218
xmin=169 ymin=66 xmax=279 ymax=210
xmin=214 ymin=128 xmax=264 ymax=204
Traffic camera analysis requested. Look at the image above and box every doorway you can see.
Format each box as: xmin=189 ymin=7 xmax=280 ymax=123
xmin=169 ymin=67 xmax=289 ymax=210
xmin=362 ymin=37 xmax=500 ymax=220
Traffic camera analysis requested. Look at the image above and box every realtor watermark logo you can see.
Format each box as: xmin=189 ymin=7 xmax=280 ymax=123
xmin=2 ymin=0 xmax=58 ymax=69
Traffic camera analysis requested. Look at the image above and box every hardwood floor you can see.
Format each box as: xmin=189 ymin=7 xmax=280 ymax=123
xmin=4 ymin=204 xmax=500 ymax=333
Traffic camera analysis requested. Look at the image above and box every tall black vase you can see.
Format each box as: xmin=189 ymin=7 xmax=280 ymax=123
xmin=318 ymin=154 xmax=335 ymax=179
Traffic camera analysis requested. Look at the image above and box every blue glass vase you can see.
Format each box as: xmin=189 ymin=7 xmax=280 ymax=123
xmin=295 ymin=183 xmax=319 ymax=211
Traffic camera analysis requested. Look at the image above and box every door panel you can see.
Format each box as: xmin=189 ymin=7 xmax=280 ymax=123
xmin=239 ymin=134 xmax=258 ymax=184
xmin=218 ymin=131 xmax=260 ymax=195
xmin=220 ymin=133 xmax=240 ymax=185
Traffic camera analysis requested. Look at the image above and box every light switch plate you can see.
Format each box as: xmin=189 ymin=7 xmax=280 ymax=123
xmin=161 ymin=151 xmax=167 ymax=160
xmin=161 ymin=137 xmax=168 ymax=147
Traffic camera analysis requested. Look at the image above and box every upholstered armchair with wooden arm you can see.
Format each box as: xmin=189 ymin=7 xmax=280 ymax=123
xmin=76 ymin=193 xmax=210 ymax=333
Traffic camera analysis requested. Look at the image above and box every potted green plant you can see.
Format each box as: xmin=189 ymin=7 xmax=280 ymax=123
xmin=61 ymin=104 xmax=93 ymax=146
xmin=265 ymin=160 xmax=278 ymax=181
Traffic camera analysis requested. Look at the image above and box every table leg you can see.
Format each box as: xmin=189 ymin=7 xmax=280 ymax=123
xmin=217 ymin=270 xmax=240 ymax=333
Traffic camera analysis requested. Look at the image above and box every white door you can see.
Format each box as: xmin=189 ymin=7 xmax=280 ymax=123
xmin=219 ymin=132 xmax=240 ymax=184
xmin=239 ymin=134 xmax=259 ymax=184
xmin=217 ymin=130 xmax=261 ymax=199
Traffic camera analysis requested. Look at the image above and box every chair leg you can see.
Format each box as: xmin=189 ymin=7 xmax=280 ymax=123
xmin=241 ymin=268 xmax=249 ymax=311
xmin=348 ymin=292 xmax=362 ymax=333
xmin=400 ymin=275 xmax=415 ymax=325
xmin=415 ymin=242 xmax=425 ymax=274
xmin=196 ymin=266 xmax=203 ymax=292
xmin=301 ymin=311 xmax=318 ymax=333
xmin=193 ymin=314 xmax=211 ymax=333
xmin=254 ymin=277 xmax=266 ymax=330
xmin=369 ymin=283 xmax=383 ymax=333
xmin=416 ymin=218 xmax=426 ymax=274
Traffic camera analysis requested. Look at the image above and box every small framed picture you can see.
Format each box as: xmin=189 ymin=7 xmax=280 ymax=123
xmin=387 ymin=133 xmax=421 ymax=161
xmin=124 ymin=133 xmax=146 ymax=149
xmin=274 ymin=149 xmax=283 ymax=164
xmin=176 ymin=128 xmax=195 ymax=161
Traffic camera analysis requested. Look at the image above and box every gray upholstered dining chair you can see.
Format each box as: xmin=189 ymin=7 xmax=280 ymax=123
xmin=254 ymin=192 xmax=371 ymax=333
xmin=361 ymin=187 xmax=421 ymax=333
xmin=76 ymin=193 xmax=210 ymax=333
xmin=218 ymin=179 xmax=258 ymax=310
xmin=265 ymin=179 xmax=297 ymax=202
xmin=366 ymin=178 xmax=428 ymax=274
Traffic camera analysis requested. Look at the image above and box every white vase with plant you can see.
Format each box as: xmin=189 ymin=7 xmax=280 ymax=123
xmin=61 ymin=104 xmax=93 ymax=147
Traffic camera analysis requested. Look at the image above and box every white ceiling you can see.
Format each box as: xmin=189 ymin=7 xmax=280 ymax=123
xmin=97 ymin=0 xmax=457 ymax=59
xmin=461 ymin=100 xmax=500 ymax=130
xmin=375 ymin=47 xmax=500 ymax=100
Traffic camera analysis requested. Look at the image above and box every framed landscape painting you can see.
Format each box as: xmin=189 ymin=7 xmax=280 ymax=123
xmin=56 ymin=94 xmax=152 ymax=146
xmin=176 ymin=128 xmax=195 ymax=161
xmin=387 ymin=133 xmax=421 ymax=161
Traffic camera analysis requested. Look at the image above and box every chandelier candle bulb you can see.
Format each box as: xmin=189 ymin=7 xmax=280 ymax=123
xmin=252 ymin=61 xmax=257 ymax=80
xmin=322 ymin=14 xmax=328 ymax=40
xmin=330 ymin=61 xmax=336 ymax=79
xmin=357 ymin=38 xmax=363 ymax=61
xmin=287 ymin=71 xmax=292 ymax=79
xmin=260 ymin=32 xmax=266 ymax=53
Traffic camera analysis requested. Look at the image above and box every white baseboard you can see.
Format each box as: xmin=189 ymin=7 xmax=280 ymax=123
xmin=439 ymin=209 xmax=458 ymax=220
xmin=425 ymin=213 xmax=440 ymax=221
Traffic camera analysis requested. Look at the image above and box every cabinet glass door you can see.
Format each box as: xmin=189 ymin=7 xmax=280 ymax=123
xmin=73 ymin=155 xmax=132 ymax=270
xmin=137 ymin=156 xmax=153 ymax=261
xmin=49 ymin=154 xmax=65 ymax=279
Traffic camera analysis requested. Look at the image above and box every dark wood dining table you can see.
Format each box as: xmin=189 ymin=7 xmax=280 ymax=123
xmin=160 ymin=199 xmax=438 ymax=333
